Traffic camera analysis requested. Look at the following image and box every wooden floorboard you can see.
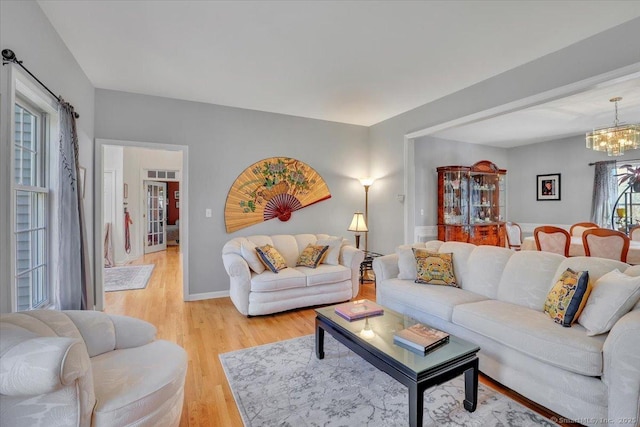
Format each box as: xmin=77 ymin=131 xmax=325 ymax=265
xmin=104 ymin=246 xmax=574 ymax=426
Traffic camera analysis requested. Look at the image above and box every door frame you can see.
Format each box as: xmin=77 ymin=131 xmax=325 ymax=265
xmin=94 ymin=138 xmax=189 ymax=310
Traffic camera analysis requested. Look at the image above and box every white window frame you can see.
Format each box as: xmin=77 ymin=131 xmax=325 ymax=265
xmin=8 ymin=66 xmax=59 ymax=312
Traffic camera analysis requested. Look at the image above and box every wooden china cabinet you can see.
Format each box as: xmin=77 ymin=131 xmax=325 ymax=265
xmin=437 ymin=160 xmax=507 ymax=246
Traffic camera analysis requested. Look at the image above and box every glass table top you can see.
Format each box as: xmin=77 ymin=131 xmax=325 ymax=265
xmin=315 ymin=301 xmax=479 ymax=375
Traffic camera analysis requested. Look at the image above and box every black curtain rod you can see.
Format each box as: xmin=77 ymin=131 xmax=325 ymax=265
xmin=589 ymin=158 xmax=640 ymax=166
xmin=1 ymin=49 xmax=80 ymax=119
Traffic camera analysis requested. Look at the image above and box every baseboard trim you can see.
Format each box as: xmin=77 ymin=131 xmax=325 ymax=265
xmin=187 ymin=290 xmax=230 ymax=301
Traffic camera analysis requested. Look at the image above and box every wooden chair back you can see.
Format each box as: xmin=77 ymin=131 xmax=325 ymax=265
xmin=505 ymin=222 xmax=522 ymax=250
xmin=582 ymin=228 xmax=630 ymax=263
xmin=569 ymin=222 xmax=599 ymax=237
xmin=534 ymin=226 xmax=570 ymax=256
xmin=629 ymin=225 xmax=640 ymax=242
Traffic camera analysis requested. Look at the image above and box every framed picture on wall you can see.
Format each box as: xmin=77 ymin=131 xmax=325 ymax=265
xmin=174 ymin=191 xmax=180 ymax=200
xmin=536 ymin=173 xmax=561 ymax=201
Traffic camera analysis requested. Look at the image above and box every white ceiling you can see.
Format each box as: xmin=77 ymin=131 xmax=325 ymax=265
xmin=38 ymin=1 xmax=640 ymax=135
xmin=431 ymin=75 xmax=640 ymax=147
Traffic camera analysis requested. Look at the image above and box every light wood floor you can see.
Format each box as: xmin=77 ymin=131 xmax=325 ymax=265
xmin=105 ymin=246 xmax=572 ymax=426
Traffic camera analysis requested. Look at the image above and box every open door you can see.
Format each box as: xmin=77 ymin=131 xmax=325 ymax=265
xmin=144 ymin=181 xmax=167 ymax=254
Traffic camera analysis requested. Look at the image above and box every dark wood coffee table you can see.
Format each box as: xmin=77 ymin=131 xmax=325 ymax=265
xmin=315 ymin=301 xmax=479 ymax=427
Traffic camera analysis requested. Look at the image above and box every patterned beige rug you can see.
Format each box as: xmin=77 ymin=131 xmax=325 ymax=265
xmin=104 ymin=264 xmax=155 ymax=292
xmin=220 ymin=334 xmax=558 ymax=427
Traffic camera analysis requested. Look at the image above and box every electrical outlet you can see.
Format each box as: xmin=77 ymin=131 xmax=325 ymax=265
xmin=205 ymin=209 xmax=212 ymax=218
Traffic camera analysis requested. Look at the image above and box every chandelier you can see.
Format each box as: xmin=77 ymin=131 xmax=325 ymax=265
xmin=586 ymin=97 xmax=640 ymax=156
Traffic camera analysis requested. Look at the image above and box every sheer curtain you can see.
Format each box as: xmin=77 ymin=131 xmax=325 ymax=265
xmin=56 ymin=101 xmax=92 ymax=310
xmin=590 ymin=160 xmax=618 ymax=228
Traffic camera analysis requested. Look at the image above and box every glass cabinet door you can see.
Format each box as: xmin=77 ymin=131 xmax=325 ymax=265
xmin=442 ymin=171 xmax=469 ymax=225
xmin=470 ymin=172 xmax=500 ymax=224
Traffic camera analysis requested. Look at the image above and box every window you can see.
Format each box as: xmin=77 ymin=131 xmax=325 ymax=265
xmin=13 ymin=98 xmax=49 ymax=311
xmin=614 ymin=161 xmax=640 ymax=232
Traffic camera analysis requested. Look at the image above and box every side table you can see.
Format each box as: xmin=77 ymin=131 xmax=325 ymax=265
xmin=360 ymin=250 xmax=384 ymax=284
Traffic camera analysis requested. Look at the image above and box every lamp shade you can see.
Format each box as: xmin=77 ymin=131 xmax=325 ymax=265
xmin=348 ymin=212 xmax=368 ymax=232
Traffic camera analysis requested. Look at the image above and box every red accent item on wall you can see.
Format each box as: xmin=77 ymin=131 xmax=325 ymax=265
xmin=167 ymin=181 xmax=180 ymax=225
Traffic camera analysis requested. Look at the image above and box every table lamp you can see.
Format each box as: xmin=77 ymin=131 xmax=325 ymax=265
xmin=348 ymin=212 xmax=368 ymax=249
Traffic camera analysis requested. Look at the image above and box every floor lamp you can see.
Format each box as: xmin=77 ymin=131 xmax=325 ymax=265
xmin=359 ymin=178 xmax=374 ymax=252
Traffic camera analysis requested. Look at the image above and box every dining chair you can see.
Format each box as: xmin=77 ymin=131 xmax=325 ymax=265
xmin=582 ymin=228 xmax=630 ymax=262
xmin=629 ymin=225 xmax=640 ymax=242
xmin=534 ymin=226 xmax=570 ymax=256
xmin=505 ymin=222 xmax=522 ymax=251
xmin=569 ymin=222 xmax=599 ymax=237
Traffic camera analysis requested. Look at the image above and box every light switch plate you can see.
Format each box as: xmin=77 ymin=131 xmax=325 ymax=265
xmin=205 ymin=208 xmax=212 ymax=218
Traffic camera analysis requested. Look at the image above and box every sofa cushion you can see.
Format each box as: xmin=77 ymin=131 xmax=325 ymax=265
xmin=316 ymin=237 xmax=343 ymax=265
xmin=452 ymin=299 xmax=605 ymax=376
xmin=250 ymin=268 xmax=306 ymax=292
xmin=578 ymin=269 xmax=640 ymax=336
xmin=256 ymin=244 xmax=288 ymax=273
xmin=377 ymin=278 xmax=487 ymax=322
xmin=270 ymin=235 xmax=301 ymax=267
xmin=396 ymin=243 xmax=426 ymax=279
xmin=299 ymin=264 xmax=351 ymax=286
xmin=464 ymin=246 xmax=514 ymax=298
xmin=438 ymin=242 xmax=476 ymax=288
xmin=240 ymin=239 xmax=265 ymax=274
xmin=544 ymin=268 xmax=591 ymax=327
xmin=296 ymin=244 xmax=329 ymax=268
xmin=414 ymin=250 xmax=457 ymax=287
xmin=551 ymin=256 xmax=628 ymax=285
xmin=91 ymin=340 xmax=187 ymax=426
xmin=497 ymin=251 xmax=566 ymax=310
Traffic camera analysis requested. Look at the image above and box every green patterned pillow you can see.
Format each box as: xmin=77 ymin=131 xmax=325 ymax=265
xmin=413 ymin=249 xmax=457 ymax=287
xmin=255 ymin=244 xmax=287 ymax=273
xmin=544 ymin=268 xmax=591 ymax=327
xmin=296 ymin=244 xmax=329 ymax=268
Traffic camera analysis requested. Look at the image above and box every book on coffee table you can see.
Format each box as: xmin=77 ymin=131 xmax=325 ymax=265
xmin=334 ymin=300 xmax=384 ymax=321
xmin=393 ymin=323 xmax=450 ymax=355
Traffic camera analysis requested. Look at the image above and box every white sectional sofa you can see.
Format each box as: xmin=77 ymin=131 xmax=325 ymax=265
xmin=373 ymin=241 xmax=640 ymax=427
xmin=0 ymin=310 xmax=187 ymax=427
xmin=222 ymin=234 xmax=364 ymax=316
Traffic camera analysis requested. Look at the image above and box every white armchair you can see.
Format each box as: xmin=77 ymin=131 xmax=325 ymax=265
xmin=0 ymin=310 xmax=187 ymax=427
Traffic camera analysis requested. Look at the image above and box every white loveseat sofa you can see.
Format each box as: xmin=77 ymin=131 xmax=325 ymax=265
xmin=0 ymin=310 xmax=187 ymax=427
xmin=222 ymin=234 xmax=364 ymax=316
xmin=373 ymin=241 xmax=640 ymax=427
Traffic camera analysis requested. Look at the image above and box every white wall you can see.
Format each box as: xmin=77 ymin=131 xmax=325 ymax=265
xmin=103 ymin=145 xmax=124 ymax=264
xmin=95 ymin=89 xmax=369 ymax=297
xmin=506 ymin=134 xmax=639 ymax=225
xmin=368 ymin=18 xmax=640 ymax=255
xmin=0 ymin=0 xmax=95 ymax=313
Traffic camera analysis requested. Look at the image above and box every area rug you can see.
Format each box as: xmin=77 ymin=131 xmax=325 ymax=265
xmin=220 ymin=334 xmax=558 ymax=427
xmin=104 ymin=264 xmax=155 ymax=292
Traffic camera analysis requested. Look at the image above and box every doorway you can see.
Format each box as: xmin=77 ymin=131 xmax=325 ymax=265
xmin=94 ymin=139 xmax=189 ymax=311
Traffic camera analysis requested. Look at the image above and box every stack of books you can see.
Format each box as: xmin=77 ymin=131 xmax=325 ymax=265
xmin=334 ymin=300 xmax=384 ymax=321
xmin=393 ymin=323 xmax=450 ymax=355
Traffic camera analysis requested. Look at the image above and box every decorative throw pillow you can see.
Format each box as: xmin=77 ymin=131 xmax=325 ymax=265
xmin=296 ymin=244 xmax=329 ymax=268
xmin=396 ymin=244 xmax=425 ymax=279
xmin=413 ymin=249 xmax=457 ymax=287
xmin=316 ymin=237 xmax=342 ymax=265
xmin=578 ymin=269 xmax=640 ymax=336
xmin=543 ymin=268 xmax=591 ymax=327
xmin=240 ymin=239 xmax=265 ymax=274
xmin=255 ymin=244 xmax=287 ymax=273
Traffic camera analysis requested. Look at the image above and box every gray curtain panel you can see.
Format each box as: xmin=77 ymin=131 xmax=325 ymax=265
xmin=590 ymin=160 xmax=618 ymax=228
xmin=57 ymin=102 xmax=91 ymax=310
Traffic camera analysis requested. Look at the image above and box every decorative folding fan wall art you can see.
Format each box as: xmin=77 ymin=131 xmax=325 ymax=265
xmin=225 ymin=157 xmax=331 ymax=233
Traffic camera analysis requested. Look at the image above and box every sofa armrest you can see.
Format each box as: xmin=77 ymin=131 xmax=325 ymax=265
xmin=603 ymin=309 xmax=640 ymax=426
xmin=372 ymin=254 xmax=399 ymax=283
xmin=340 ymin=245 xmax=364 ymax=297
xmin=108 ymin=314 xmax=157 ymax=349
xmin=223 ymin=252 xmax=252 ymax=315
xmin=0 ymin=336 xmax=89 ymax=396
